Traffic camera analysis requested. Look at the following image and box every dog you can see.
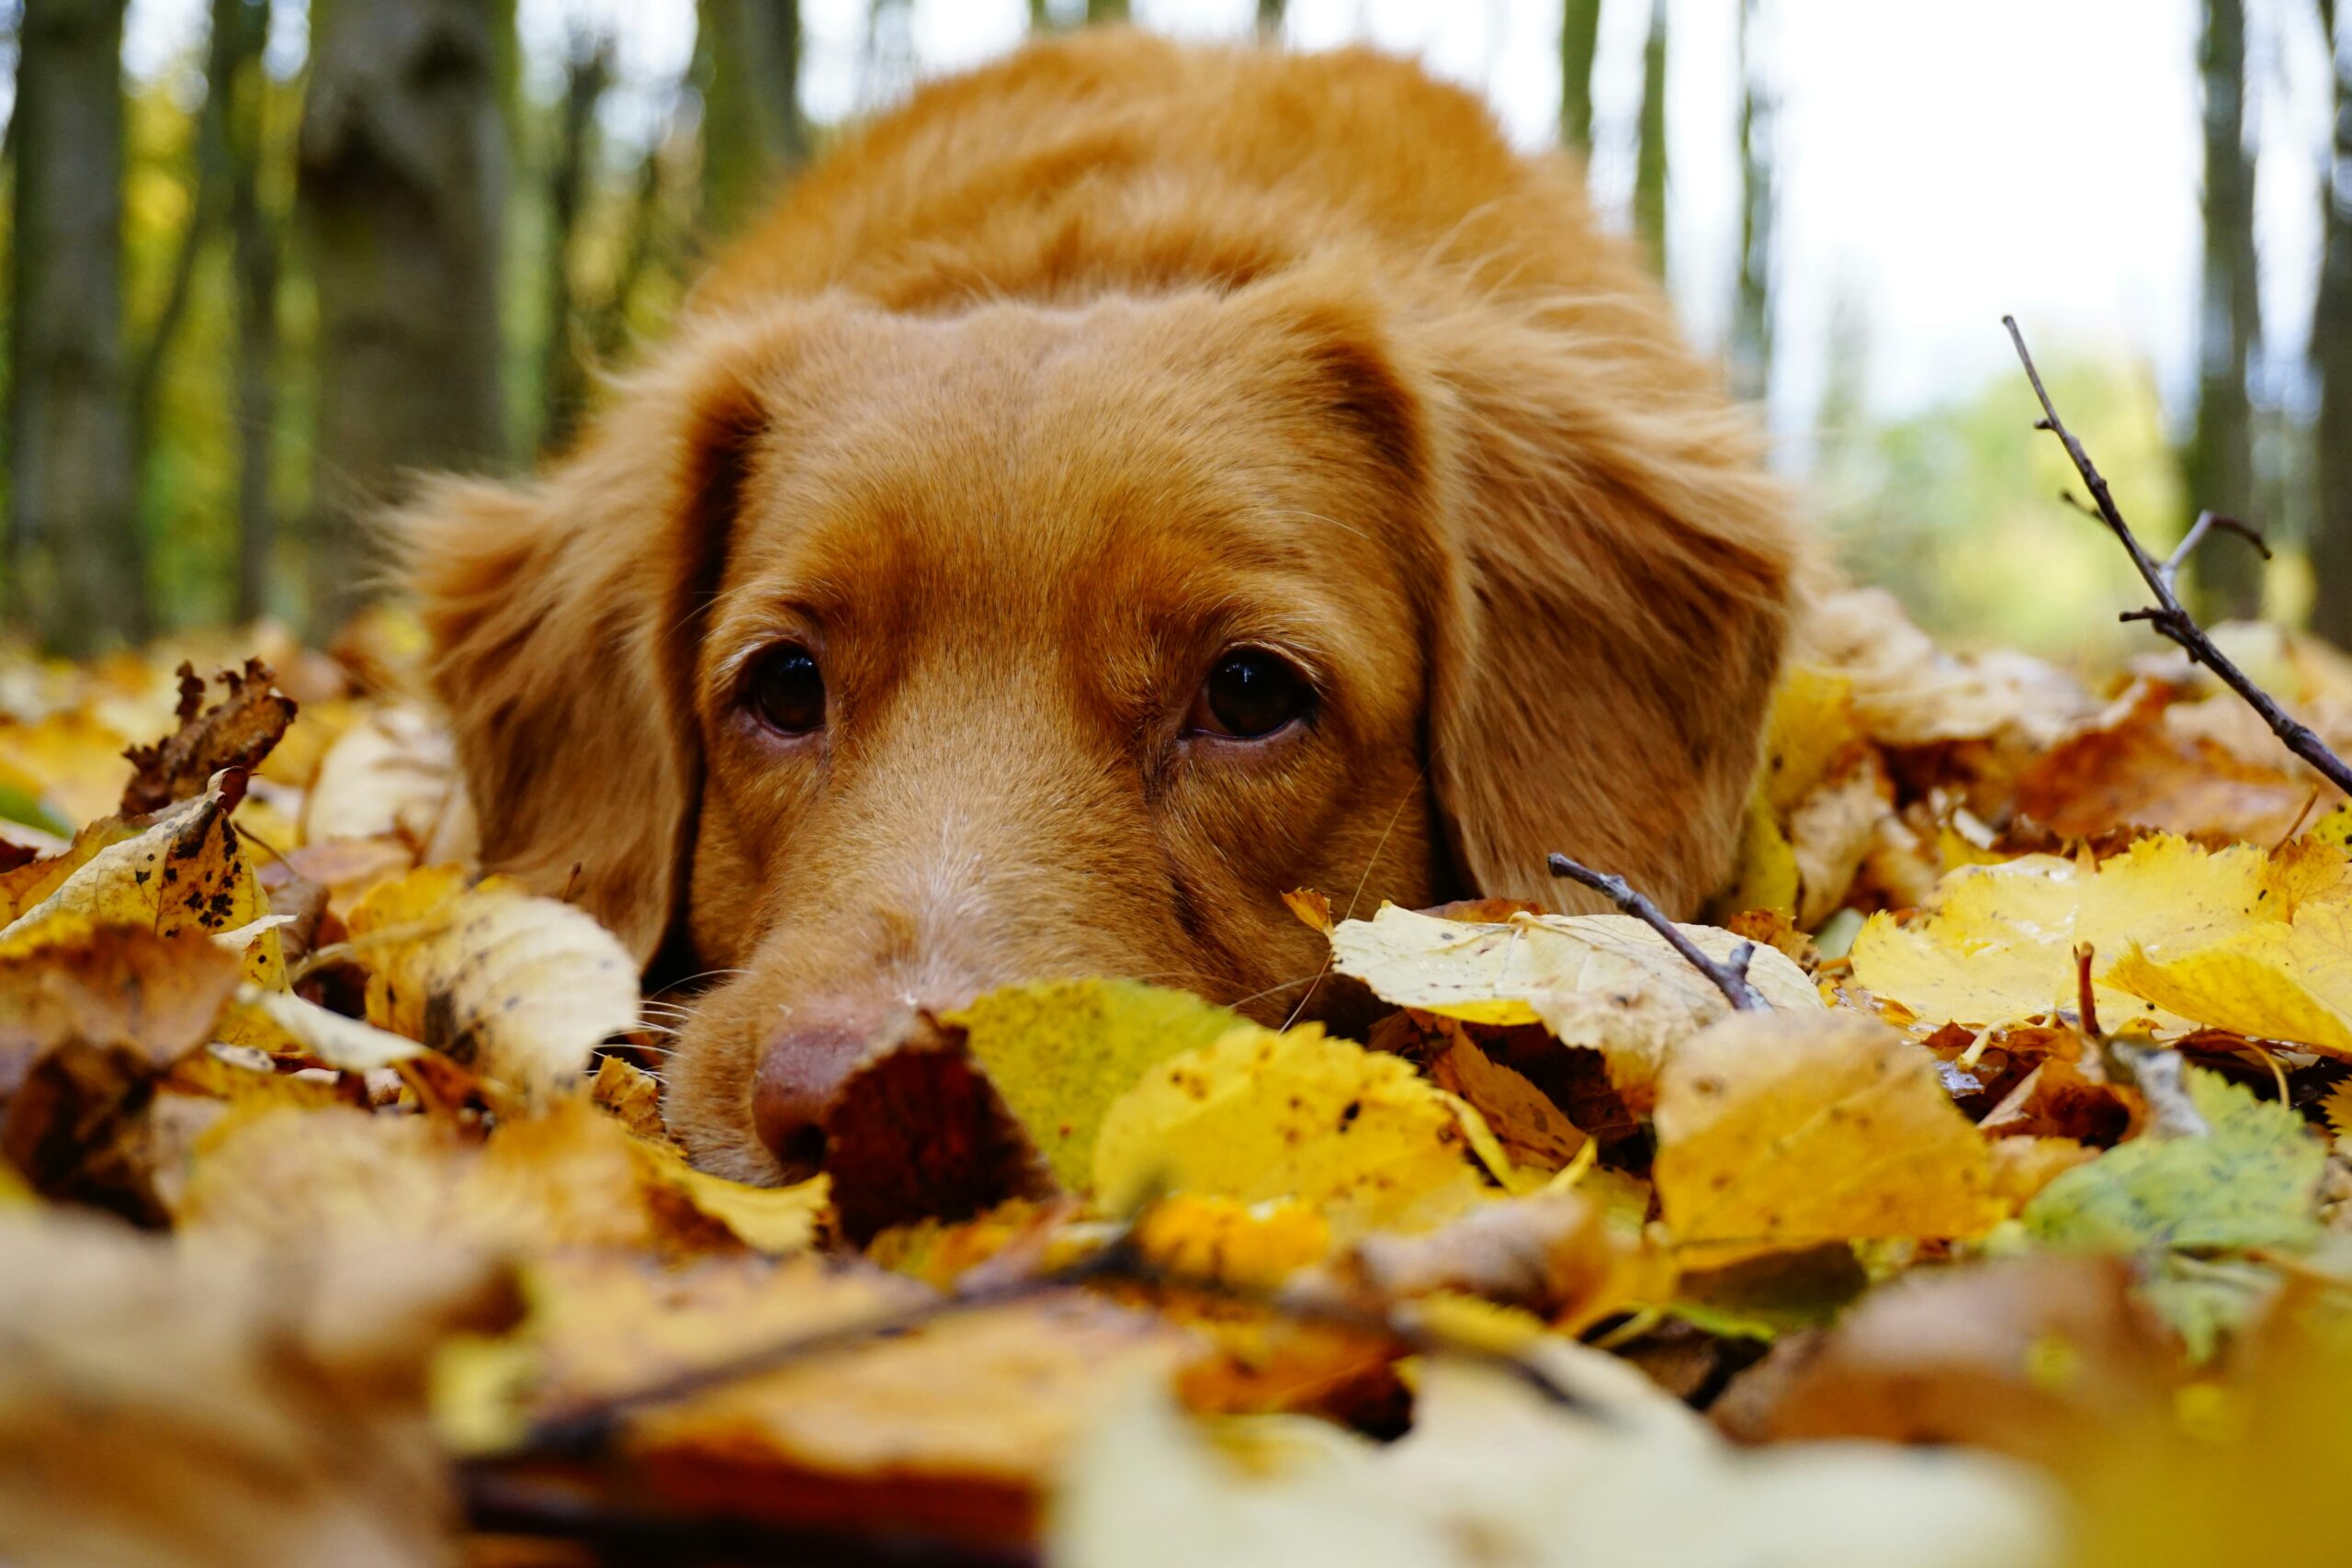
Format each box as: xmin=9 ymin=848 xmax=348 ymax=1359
xmin=403 ymin=28 xmax=1804 ymax=1184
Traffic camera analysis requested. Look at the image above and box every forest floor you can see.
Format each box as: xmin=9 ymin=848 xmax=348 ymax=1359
xmin=0 ymin=554 xmax=2347 ymax=1567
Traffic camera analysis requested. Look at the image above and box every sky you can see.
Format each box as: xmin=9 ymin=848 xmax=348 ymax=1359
xmin=107 ymin=0 xmax=2343 ymax=450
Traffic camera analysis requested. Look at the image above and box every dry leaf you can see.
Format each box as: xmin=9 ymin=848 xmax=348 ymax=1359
xmin=1093 ymin=1021 xmax=1491 ymax=1238
xmin=1652 ymin=1010 xmax=2003 ymax=1262
xmin=344 ymin=868 xmax=639 ymax=1102
xmin=0 ymin=1209 xmax=516 ymax=1568
xmin=1329 ymin=904 xmax=1820 ymax=1109
xmin=300 ymin=704 xmax=457 ymax=850
xmin=1053 ymin=1339 xmax=2060 ymax=1568
xmin=119 ymin=660 xmax=299 ymax=817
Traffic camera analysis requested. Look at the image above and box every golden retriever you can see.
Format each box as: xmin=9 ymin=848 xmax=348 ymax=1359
xmin=404 ymin=28 xmax=1804 ymax=1183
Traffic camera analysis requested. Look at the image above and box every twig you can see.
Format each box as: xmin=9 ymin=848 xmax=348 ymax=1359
xmin=2003 ymin=316 xmax=2352 ymax=799
xmin=499 ymin=1219 xmax=1595 ymax=1464
xmin=1545 ymin=853 xmax=1769 ymax=1011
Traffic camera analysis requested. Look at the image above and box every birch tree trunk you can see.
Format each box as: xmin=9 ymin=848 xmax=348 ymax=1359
xmin=299 ymin=0 xmax=509 ymax=637
xmin=8 ymin=0 xmax=147 ymax=652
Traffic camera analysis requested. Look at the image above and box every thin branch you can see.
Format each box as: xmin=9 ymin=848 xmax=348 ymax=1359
xmin=499 ymin=1219 xmax=1595 ymax=1464
xmin=2004 ymin=316 xmax=2352 ymax=799
xmin=1545 ymin=853 xmax=1769 ymax=1011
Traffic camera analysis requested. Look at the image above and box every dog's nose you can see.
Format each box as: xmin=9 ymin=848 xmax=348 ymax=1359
xmin=752 ymin=1021 xmax=876 ymax=1176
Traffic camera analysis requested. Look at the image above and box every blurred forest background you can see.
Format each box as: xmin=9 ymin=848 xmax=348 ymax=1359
xmin=0 ymin=0 xmax=2346 ymax=662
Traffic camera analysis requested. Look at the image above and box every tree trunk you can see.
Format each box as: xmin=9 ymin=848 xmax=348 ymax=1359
xmin=8 ymin=0 xmax=147 ymax=652
xmin=299 ymin=0 xmax=510 ymax=637
xmin=1257 ymin=0 xmax=1286 ymax=34
xmin=132 ymin=0 xmax=237 ymax=483
xmin=696 ymin=0 xmax=808 ymax=241
xmin=1729 ymin=0 xmax=1774 ymax=404
xmin=1632 ymin=0 xmax=1668 ymax=276
xmin=2315 ymin=0 xmax=2352 ymax=649
xmin=539 ymin=40 xmax=611 ymax=456
xmin=223 ymin=0 xmax=279 ymax=624
xmin=1086 ymin=0 xmax=1128 ymax=22
xmin=1559 ymin=0 xmax=1603 ymax=156
xmin=2188 ymin=0 xmax=2265 ymax=621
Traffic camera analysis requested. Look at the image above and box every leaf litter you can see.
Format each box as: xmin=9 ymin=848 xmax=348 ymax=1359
xmin=0 ymin=590 xmax=2347 ymax=1565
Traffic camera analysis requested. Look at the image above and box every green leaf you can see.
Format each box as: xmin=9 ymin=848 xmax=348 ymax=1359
xmin=2021 ymin=1067 xmax=2324 ymax=1357
xmin=0 ymin=783 xmax=71 ymax=840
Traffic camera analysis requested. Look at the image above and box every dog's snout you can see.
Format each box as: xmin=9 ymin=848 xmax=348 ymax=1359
xmin=752 ymin=1021 xmax=876 ymax=1176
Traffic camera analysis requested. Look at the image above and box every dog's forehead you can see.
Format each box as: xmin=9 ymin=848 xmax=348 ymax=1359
xmin=721 ymin=299 xmax=1389 ymax=621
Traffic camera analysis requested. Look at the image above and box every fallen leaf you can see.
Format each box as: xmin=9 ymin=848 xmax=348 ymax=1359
xmin=300 ymin=703 xmax=458 ymax=849
xmin=0 ymin=708 xmax=137 ymax=831
xmin=0 ymin=1209 xmax=516 ymax=1568
xmin=2018 ymin=1066 xmax=2324 ymax=1359
xmin=2014 ymin=682 xmax=2333 ymax=846
xmin=945 ymin=980 xmax=1250 ymax=1190
xmin=628 ymin=1291 xmax=1198 ymax=1549
xmin=1051 ymin=1337 xmax=2061 ymax=1568
xmin=1423 ymin=1020 xmax=1589 ymax=1176
xmin=1720 ymin=1254 xmax=2175 ymax=1469
xmin=1095 ymin=1021 xmax=1492 ymax=1237
xmin=343 ymin=868 xmax=639 ymax=1103
xmin=1652 ymin=1010 xmax=2003 ymax=1262
xmin=821 ymin=1018 xmax=1055 ymax=1244
xmin=119 ymin=660 xmax=299 ymax=817
xmin=1848 ymin=831 xmax=2350 ymax=1040
xmin=1330 ymin=904 xmax=1820 ymax=1109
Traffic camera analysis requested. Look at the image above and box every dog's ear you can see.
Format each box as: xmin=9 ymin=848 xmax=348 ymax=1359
xmin=1414 ymin=303 xmax=1806 ymax=917
xmin=399 ymin=321 xmax=782 ymax=963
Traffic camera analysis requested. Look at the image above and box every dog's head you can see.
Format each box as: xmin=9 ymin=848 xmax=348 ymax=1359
xmin=405 ymin=266 xmax=1798 ymax=1182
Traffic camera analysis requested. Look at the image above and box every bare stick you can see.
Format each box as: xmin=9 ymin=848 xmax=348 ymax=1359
xmin=1546 ymin=852 xmax=1769 ymax=1011
xmin=2003 ymin=316 xmax=2352 ymax=798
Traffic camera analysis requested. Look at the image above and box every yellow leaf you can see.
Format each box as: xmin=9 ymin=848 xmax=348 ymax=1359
xmin=1093 ymin=1023 xmax=1489 ymax=1238
xmin=0 ymin=818 xmax=137 ymax=926
xmin=0 ymin=773 xmax=286 ymax=988
xmin=216 ymin=985 xmax=424 ymax=1070
xmin=1329 ymin=904 xmax=1821 ymax=1109
xmin=0 ymin=709 xmax=134 ymax=829
xmin=631 ymin=1136 xmax=832 ymax=1255
xmin=344 ymin=868 xmax=638 ymax=1102
xmin=947 ymin=980 xmax=1251 ymax=1190
xmin=1849 ymin=835 xmax=2272 ymax=1033
xmin=1719 ymin=790 xmax=1801 ymax=920
xmin=1134 ymin=1194 xmax=1332 ymax=1292
xmin=1652 ymin=1010 xmax=2002 ymax=1263
xmin=1760 ymin=665 xmax=1862 ymax=815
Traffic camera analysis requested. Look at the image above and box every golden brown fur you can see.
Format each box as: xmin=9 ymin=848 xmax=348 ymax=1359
xmin=403 ymin=30 xmax=1804 ymax=1182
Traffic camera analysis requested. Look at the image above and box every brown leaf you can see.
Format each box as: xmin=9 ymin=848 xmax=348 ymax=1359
xmin=628 ymin=1291 xmax=1196 ymax=1549
xmin=2016 ymin=682 xmax=2335 ymax=846
xmin=1717 ymin=1255 xmax=2176 ymax=1470
xmin=820 ymin=1016 xmax=1057 ymax=1246
xmin=119 ymin=660 xmax=300 ymax=817
xmin=0 ymin=1209 xmax=516 ymax=1568
xmin=1423 ymin=1021 xmax=1589 ymax=1175
xmin=0 ymin=922 xmax=242 ymax=1214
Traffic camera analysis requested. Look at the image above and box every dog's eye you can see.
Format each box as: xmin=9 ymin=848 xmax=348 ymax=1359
xmin=1190 ymin=649 xmax=1313 ymax=740
xmin=744 ymin=644 xmax=827 ymax=736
